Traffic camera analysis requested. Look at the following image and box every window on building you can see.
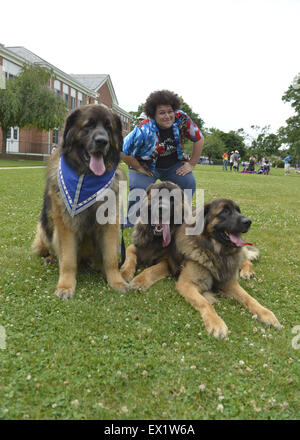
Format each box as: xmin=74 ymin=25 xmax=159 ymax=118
xmin=63 ymin=92 xmax=69 ymax=104
xmin=63 ymin=84 xmax=69 ymax=106
xmin=78 ymin=92 xmax=83 ymax=107
xmin=3 ymin=59 xmax=21 ymax=79
xmin=70 ymin=88 xmax=76 ymax=109
xmin=5 ymin=72 xmax=15 ymax=80
xmin=54 ymin=79 xmax=61 ymax=96
xmin=119 ymin=115 xmax=128 ymax=131
xmin=70 ymin=96 xmax=76 ymax=109
xmin=54 ymin=80 xmax=60 ymax=88
xmin=52 ymin=129 xmax=59 ymax=145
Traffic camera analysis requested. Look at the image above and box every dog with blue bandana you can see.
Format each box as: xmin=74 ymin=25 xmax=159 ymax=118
xmin=32 ymin=104 xmax=128 ymax=299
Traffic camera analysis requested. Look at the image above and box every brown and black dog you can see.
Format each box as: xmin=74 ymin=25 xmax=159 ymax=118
xmin=121 ymin=183 xmax=258 ymax=292
xmin=32 ymin=104 xmax=128 ymax=299
xmin=120 ymin=181 xmax=188 ymax=290
xmin=173 ymin=198 xmax=282 ymax=338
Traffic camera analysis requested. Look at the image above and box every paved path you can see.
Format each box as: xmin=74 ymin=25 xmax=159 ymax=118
xmin=0 ymin=166 xmax=46 ymax=170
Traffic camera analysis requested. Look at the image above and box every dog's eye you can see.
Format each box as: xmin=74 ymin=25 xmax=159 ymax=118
xmin=222 ymin=206 xmax=230 ymax=215
xmin=84 ymin=120 xmax=95 ymax=129
xmin=104 ymin=120 xmax=112 ymax=130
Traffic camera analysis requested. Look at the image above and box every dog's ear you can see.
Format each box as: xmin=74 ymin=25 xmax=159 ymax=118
xmin=61 ymin=109 xmax=81 ymax=154
xmin=203 ymin=201 xmax=212 ymax=229
xmin=203 ymin=201 xmax=211 ymax=217
xmin=112 ymin=113 xmax=123 ymax=151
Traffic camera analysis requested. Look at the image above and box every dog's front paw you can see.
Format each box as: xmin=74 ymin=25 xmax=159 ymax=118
xmin=240 ymin=268 xmax=256 ymax=280
xmin=129 ymin=274 xmax=148 ymax=291
xmin=120 ymin=263 xmax=136 ymax=283
xmin=108 ymin=278 xmax=129 ymax=293
xmin=55 ymin=287 xmax=75 ymax=300
xmin=256 ymin=307 xmax=282 ymax=330
xmin=240 ymin=259 xmax=256 ymax=280
xmin=204 ymin=314 xmax=228 ymax=339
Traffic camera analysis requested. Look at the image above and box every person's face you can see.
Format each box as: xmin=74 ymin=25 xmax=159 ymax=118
xmin=154 ymin=105 xmax=175 ymax=129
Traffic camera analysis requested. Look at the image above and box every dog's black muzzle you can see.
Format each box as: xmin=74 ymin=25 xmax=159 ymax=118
xmin=90 ymin=133 xmax=109 ymax=155
xmin=239 ymin=216 xmax=252 ymax=233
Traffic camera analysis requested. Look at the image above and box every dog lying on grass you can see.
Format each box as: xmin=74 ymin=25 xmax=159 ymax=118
xmin=173 ymin=198 xmax=282 ymax=338
xmin=121 ymin=186 xmax=281 ymax=338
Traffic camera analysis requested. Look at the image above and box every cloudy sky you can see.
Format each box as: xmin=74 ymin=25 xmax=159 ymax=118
xmin=1 ymin=0 xmax=299 ymax=134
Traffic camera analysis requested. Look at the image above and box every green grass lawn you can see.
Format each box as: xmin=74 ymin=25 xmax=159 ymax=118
xmin=0 ymin=162 xmax=299 ymax=420
xmin=0 ymin=159 xmax=47 ymax=167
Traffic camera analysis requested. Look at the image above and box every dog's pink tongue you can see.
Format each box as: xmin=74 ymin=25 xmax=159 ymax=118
xmin=229 ymin=233 xmax=245 ymax=247
xmin=89 ymin=154 xmax=106 ymax=176
xmin=162 ymin=224 xmax=171 ymax=248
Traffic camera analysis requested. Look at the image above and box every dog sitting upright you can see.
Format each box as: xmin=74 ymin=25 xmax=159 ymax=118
xmin=32 ymin=105 xmax=128 ymax=299
xmin=120 ymin=181 xmax=188 ymax=290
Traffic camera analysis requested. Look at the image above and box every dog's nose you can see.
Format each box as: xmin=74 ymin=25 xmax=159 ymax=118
xmin=94 ymin=134 xmax=108 ymax=149
xmin=241 ymin=217 xmax=252 ymax=228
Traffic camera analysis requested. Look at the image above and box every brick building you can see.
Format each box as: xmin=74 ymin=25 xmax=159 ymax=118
xmin=0 ymin=44 xmax=132 ymax=157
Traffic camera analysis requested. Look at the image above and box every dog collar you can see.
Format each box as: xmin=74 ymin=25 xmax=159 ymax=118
xmin=57 ymin=155 xmax=116 ymax=217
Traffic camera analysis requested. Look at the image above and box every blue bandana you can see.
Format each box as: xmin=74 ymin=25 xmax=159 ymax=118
xmin=57 ymin=155 xmax=116 ymax=217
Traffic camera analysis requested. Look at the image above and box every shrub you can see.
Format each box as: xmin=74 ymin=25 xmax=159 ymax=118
xmin=272 ymin=160 xmax=284 ymax=168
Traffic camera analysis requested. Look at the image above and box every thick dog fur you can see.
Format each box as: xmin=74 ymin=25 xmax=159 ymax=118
xmin=120 ymin=181 xmax=189 ymax=290
xmin=172 ymin=198 xmax=282 ymax=338
xmin=32 ymin=104 xmax=128 ymax=299
xmin=121 ymin=182 xmax=257 ymax=291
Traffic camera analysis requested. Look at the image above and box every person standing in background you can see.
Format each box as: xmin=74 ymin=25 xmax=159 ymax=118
xmin=229 ymin=151 xmax=234 ymax=171
xmin=284 ymin=154 xmax=291 ymax=176
xmin=222 ymin=152 xmax=228 ymax=171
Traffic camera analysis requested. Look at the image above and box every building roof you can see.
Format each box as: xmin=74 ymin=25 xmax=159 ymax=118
xmin=5 ymin=46 xmax=97 ymax=97
xmin=70 ymin=74 xmax=108 ymax=91
xmin=71 ymin=74 xmax=119 ymax=106
xmin=7 ymin=46 xmax=47 ymax=65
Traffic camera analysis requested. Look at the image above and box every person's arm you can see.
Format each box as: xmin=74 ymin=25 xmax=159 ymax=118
xmin=120 ymin=152 xmax=153 ymax=176
xmin=176 ymin=137 xmax=204 ymax=176
xmin=121 ymin=125 xmax=153 ymax=176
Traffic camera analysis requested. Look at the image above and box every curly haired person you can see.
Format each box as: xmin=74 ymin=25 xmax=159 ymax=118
xmin=121 ymin=90 xmax=204 ymax=226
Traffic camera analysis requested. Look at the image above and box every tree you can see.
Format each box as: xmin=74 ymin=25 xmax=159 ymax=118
xmin=202 ymin=131 xmax=225 ymax=162
xmin=249 ymin=125 xmax=281 ymax=159
xmin=278 ymin=117 xmax=300 ymax=162
xmin=128 ymin=103 xmax=145 ymax=128
xmin=279 ymin=73 xmax=300 ymax=163
xmin=282 ymin=72 xmax=300 ymax=114
xmin=208 ymin=128 xmax=246 ymax=159
xmin=0 ymin=64 xmax=67 ymax=154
